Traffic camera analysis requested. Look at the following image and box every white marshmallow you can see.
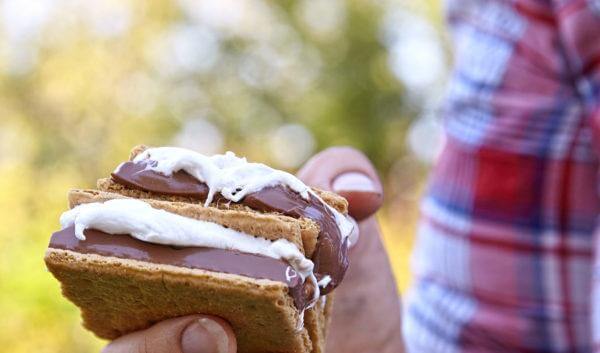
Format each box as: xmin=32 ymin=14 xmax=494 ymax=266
xmin=60 ymin=198 xmax=316 ymax=283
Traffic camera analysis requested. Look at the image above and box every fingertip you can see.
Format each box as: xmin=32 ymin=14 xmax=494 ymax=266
xmin=181 ymin=320 xmax=219 ymax=353
xmin=198 ymin=316 xmax=237 ymax=353
xmin=332 ymin=172 xmax=383 ymax=220
xmin=182 ymin=315 xmax=236 ymax=353
xmin=337 ymin=190 xmax=383 ymax=221
xmin=297 ymin=146 xmax=382 ymax=193
xmin=102 ymin=315 xmax=237 ymax=353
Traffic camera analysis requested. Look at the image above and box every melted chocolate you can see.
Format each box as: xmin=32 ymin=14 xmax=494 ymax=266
xmin=112 ymin=161 xmax=348 ymax=294
xmin=50 ymin=226 xmax=313 ymax=311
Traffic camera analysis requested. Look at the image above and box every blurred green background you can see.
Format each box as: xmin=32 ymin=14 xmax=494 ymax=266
xmin=0 ymin=0 xmax=448 ymax=351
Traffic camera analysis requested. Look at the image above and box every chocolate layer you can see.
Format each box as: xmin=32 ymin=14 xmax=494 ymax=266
xmin=50 ymin=226 xmax=314 ymax=311
xmin=113 ymin=161 xmax=348 ymax=294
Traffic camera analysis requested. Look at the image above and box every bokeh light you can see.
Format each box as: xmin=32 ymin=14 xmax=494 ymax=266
xmin=174 ymin=117 xmax=224 ymax=155
xmin=270 ymin=123 xmax=316 ymax=169
xmin=382 ymin=9 xmax=447 ymax=98
xmin=407 ymin=111 xmax=445 ymax=164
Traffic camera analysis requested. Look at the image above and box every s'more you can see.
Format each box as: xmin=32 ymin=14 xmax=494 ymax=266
xmin=44 ymin=145 xmax=354 ymax=353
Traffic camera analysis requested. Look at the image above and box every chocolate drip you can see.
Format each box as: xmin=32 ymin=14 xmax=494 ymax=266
xmin=50 ymin=226 xmax=313 ymax=311
xmin=112 ymin=161 xmax=348 ymax=294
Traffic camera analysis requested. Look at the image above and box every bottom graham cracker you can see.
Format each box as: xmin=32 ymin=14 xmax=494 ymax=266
xmin=45 ymin=248 xmax=332 ymax=353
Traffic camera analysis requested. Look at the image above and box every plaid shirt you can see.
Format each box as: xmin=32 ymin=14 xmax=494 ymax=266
xmin=403 ymin=0 xmax=600 ymax=351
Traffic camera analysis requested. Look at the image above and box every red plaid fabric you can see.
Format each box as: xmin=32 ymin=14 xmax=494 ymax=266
xmin=403 ymin=0 xmax=600 ymax=351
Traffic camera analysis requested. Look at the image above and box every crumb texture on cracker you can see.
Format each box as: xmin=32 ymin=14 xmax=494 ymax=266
xmin=45 ymin=145 xmax=346 ymax=353
xmin=45 ymin=248 xmax=327 ymax=353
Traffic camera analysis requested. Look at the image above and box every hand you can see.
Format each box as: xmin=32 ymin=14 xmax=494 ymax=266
xmin=102 ymin=146 xmax=403 ymax=353
xmin=298 ymin=146 xmax=404 ymax=353
xmin=101 ymin=315 xmax=236 ymax=353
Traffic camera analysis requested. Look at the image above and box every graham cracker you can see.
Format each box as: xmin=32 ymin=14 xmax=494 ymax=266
xmin=46 ymin=145 xmax=344 ymax=352
xmin=96 ymin=178 xmax=347 ymax=215
xmin=124 ymin=144 xmax=348 ymax=215
xmin=45 ymin=248 xmax=328 ymax=353
xmin=311 ymin=189 xmax=348 ymax=215
xmin=96 ymin=179 xmax=322 ymax=257
xmin=68 ymin=189 xmax=312 ymax=256
xmin=303 ymin=295 xmax=334 ymax=353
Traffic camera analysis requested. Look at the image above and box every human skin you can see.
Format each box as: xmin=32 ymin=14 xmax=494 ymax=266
xmin=103 ymin=146 xmax=404 ymax=353
xmin=298 ymin=147 xmax=404 ymax=353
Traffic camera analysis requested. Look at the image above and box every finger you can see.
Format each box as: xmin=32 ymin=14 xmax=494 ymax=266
xmin=297 ymin=146 xmax=383 ymax=220
xmin=332 ymin=172 xmax=384 ymax=221
xmin=326 ymin=216 xmax=403 ymax=353
xmin=102 ymin=315 xmax=236 ymax=353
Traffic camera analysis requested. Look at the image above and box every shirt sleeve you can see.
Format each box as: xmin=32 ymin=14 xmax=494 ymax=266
xmin=559 ymin=0 xmax=600 ymax=345
xmin=552 ymin=0 xmax=600 ymax=115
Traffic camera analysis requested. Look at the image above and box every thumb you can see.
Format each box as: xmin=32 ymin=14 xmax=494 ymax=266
xmin=297 ymin=146 xmax=383 ymax=221
xmin=102 ymin=315 xmax=236 ymax=353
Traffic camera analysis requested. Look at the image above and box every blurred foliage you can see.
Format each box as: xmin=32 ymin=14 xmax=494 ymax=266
xmin=0 ymin=0 xmax=445 ymax=351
